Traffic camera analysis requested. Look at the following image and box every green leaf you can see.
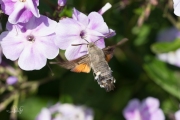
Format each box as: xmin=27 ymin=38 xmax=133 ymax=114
xmin=151 ymin=38 xmax=180 ymax=53
xmin=132 ymin=25 xmax=151 ymax=46
xmin=18 ymin=97 xmax=56 ymax=120
xmin=143 ymin=56 xmax=180 ymax=100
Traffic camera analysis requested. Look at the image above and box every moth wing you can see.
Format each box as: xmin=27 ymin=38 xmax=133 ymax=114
xmin=71 ymin=63 xmax=91 ymax=73
xmin=105 ymin=54 xmax=114 ymax=62
xmin=102 ymin=38 xmax=128 ymax=62
xmin=50 ymin=54 xmax=91 ymax=73
xmin=102 ymin=45 xmax=116 ymax=62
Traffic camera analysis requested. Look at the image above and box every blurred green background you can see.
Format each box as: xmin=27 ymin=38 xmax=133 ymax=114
xmin=0 ymin=0 xmax=180 ymax=120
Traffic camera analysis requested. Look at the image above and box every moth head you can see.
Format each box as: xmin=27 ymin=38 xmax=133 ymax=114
xmin=88 ymin=42 xmax=96 ymax=48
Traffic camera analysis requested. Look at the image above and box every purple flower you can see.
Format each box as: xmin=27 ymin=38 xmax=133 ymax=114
xmin=157 ymin=27 xmax=180 ymax=67
xmin=58 ymin=0 xmax=66 ymax=6
xmin=157 ymin=27 xmax=180 ymax=42
xmin=55 ymin=8 xmax=115 ymax=60
xmin=1 ymin=0 xmax=40 ymax=24
xmin=98 ymin=3 xmax=112 ymax=15
xmin=36 ymin=103 xmax=93 ymax=120
xmin=6 ymin=76 xmax=18 ymax=85
xmin=123 ymin=97 xmax=165 ymax=120
xmin=173 ymin=0 xmax=180 ymax=16
xmin=175 ymin=110 xmax=180 ymax=120
xmin=0 ymin=15 xmax=59 ymax=71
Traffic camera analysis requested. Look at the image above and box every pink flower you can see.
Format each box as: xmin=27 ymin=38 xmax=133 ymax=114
xmin=123 ymin=97 xmax=165 ymax=120
xmin=55 ymin=8 xmax=115 ymax=60
xmin=0 ymin=15 xmax=59 ymax=71
xmin=36 ymin=103 xmax=93 ymax=120
xmin=58 ymin=0 xmax=66 ymax=6
xmin=1 ymin=0 xmax=40 ymax=24
xmin=173 ymin=0 xmax=180 ymax=16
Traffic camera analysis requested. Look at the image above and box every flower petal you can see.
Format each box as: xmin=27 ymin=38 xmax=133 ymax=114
xmin=0 ymin=32 xmax=25 ymax=60
xmin=86 ymin=29 xmax=105 ymax=37
xmin=18 ymin=43 xmax=46 ymax=71
xmin=35 ymin=34 xmax=59 ymax=59
xmin=55 ymin=18 xmax=82 ymax=49
xmin=84 ymin=32 xmax=105 ymax=49
xmin=6 ymin=22 xmax=26 ymax=32
xmin=173 ymin=0 xmax=180 ymax=16
xmin=94 ymin=38 xmax=105 ymax=49
xmin=140 ymin=97 xmax=159 ymax=113
xmin=72 ymin=8 xmax=89 ymax=26
xmin=49 ymin=103 xmax=61 ymax=113
xmin=149 ymin=109 xmax=165 ymax=120
xmin=0 ymin=46 xmax=2 ymax=63
xmin=175 ymin=49 xmax=180 ymax=67
xmin=167 ymin=52 xmax=177 ymax=65
xmin=123 ymin=99 xmax=141 ymax=120
xmin=157 ymin=53 xmax=168 ymax=62
xmin=87 ymin=12 xmax=109 ymax=35
xmin=65 ymin=45 xmax=87 ymax=60
xmin=36 ymin=108 xmax=51 ymax=120
xmin=175 ymin=110 xmax=180 ymax=120
xmin=106 ymin=29 xmax=116 ymax=38
xmin=157 ymin=27 xmax=180 ymax=42
xmin=8 ymin=3 xmax=33 ymax=24
xmin=98 ymin=3 xmax=112 ymax=15
xmin=26 ymin=0 xmax=40 ymax=18
xmin=27 ymin=15 xmax=57 ymax=36
xmin=34 ymin=0 xmax=39 ymax=6
xmin=1 ymin=0 xmax=15 ymax=15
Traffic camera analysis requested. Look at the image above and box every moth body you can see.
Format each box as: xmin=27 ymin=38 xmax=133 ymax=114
xmin=87 ymin=43 xmax=115 ymax=91
xmin=51 ymin=38 xmax=128 ymax=92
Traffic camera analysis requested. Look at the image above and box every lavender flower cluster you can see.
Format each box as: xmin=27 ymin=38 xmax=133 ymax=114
xmin=36 ymin=103 xmax=93 ymax=120
xmin=0 ymin=0 xmax=115 ymax=71
xmin=36 ymin=97 xmax=180 ymax=120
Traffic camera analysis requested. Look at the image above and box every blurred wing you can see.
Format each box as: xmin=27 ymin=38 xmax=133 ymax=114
xmin=71 ymin=63 xmax=91 ymax=73
xmin=50 ymin=55 xmax=91 ymax=73
xmin=103 ymin=38 xmax=128 ymax=62
xmin=103 ymin=44 xmax=117 ymax=62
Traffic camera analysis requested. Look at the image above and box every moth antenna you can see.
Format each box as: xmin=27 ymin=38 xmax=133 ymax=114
xmin=94 ymin=37 xmax=104 ymax=44
xmin=71 ymin=43 xmax=88 ymax=46
xmin=117 ymin=38 xmax=128 ymax=46
xmin=47 ymin=63 xmax=54 ymax=76
xmin=83 ymin=38 xmax=89 ymax=43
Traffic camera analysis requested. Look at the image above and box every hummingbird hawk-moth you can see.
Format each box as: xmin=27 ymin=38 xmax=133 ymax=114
xmin=51 ymin=38 xmax=127 ymax=92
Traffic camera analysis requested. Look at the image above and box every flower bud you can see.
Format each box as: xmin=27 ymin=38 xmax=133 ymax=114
xmin=58 ymin=0 xmax=66 ymax=6
xmin=6 ymin=76 xmax=18 ymax=85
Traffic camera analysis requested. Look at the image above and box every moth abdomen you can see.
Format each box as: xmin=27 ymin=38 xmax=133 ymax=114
xmin=95 ymin=71 xmax=115 ymax=92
